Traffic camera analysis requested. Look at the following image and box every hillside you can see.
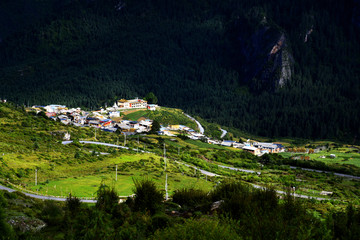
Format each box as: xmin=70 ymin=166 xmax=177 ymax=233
xmin=1 ymin=102 xmax=360 ymax=239
xmin=1 ymin=101 xmax=360 ymax=201
xmin=0 ymin=1 xmax=359 ymax=143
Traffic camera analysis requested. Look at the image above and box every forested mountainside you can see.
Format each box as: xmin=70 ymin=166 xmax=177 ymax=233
xmin=0 ymin=0 xmax=359 ymax=142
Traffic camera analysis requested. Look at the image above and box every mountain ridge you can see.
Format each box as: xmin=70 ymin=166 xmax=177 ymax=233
xmin=0 ymin=0 xmax=359 ymax=142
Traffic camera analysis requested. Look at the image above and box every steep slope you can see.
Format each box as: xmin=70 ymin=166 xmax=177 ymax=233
xmin=0 ymin=0 xmax=359 ymax=142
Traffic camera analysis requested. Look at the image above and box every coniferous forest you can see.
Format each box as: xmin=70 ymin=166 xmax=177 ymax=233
xmin=0 ymin=0 xmax=359 ymax=142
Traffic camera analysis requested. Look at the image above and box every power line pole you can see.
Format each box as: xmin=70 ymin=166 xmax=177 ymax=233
xmin=165 ymin=173 xmax=168 ymax=200
xmin=35 ymin=169 xmax=37 ymax=186
xmin=124 ymin=134 xmax=126 ymax=146
xmin=115 ymin=164 xmax=118 ymax=181
xmin=164 ymin=143 xmax=168 ymax=200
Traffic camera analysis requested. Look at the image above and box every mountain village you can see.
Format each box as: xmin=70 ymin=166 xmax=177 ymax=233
xmin=30 ymin=98 xmax=285 ymax=156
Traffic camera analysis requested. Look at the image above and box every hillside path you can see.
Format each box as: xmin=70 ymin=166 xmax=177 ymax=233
xmin=184 ymin=113 xmax=204 ymax=134
xmin=220 ymin=129 xmax=227 ymax=138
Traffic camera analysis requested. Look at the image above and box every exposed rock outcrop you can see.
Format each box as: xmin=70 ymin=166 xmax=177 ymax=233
xmin=229 ymin=18 xmax=294 ymax=91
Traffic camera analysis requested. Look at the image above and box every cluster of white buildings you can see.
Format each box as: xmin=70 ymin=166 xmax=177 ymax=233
xmin=159 ymin=124 xmax=206 ymax=139
xmin=29 ymin=100 xmax=285 ymax=156
xmin=116 ymin=98 xmax=158 ymax=111
xmin=210 ymin=140 xmax=285 ymax=156
xmin=30 ymin=98 xmax=158 ymax=134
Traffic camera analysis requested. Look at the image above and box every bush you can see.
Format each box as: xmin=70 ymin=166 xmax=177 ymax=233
xmin=95 ymin=184 xmax=119 ymax=214
xmin=66 ymin=194 xmax=82 ymax=216
xmin=41 ymin=200 xmax=64 ymax=226
xmin=172 ymin=188 xmax=210 ymax=211
xmin=210 ymin=181 xmax=251 ymax=202
xmin=133 ymin=179 xmax=163 ymax=214
xmin=149 ymin=218 xmax=241 ymax=240
xmin=151 ymin=213 xmax=172 ymax=232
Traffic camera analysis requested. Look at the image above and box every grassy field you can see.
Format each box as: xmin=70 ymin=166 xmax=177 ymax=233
xmin=279 ymin=148 xmax=360 ymax=168
xmin=2 ymin=150 xmax=214 ymax=197
xmin=122 ymin=110 xmax=148 ymax=121
xmin=28 ymin=170 xmax=213 ymax=197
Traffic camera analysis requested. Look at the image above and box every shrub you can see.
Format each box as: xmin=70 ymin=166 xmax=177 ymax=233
xmin=95 ymin=184 xmax=119 ymax=214
xmin=133 ymin=179 xmax=163 ymax=214
xmin=149 ymin=218 xmax=241 ymax=240
xmin=151 ymin=213 xmax=172 ymax=232
xmin=66 ymin=194 xmax=82 ymax=216
xmin=41 ymin=200 xmax=64 ymax=226
xmin=172 ymin=188 xmax=210 ymax=211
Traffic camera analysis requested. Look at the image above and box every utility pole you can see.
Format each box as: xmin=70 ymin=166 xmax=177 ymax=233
xmin=293 ymin=186 xmax=296 ymax=201
xmin=164 ymin=143 xmax=168 ymax=200
xmin=165 ymin=173 xmax=168 ymax=200
xmin=163 ymin=143 xmax=167 ymax=171
xmin=115 ymin=165 xmax=118 ymax=181
xmin=35 ymin=169 xmax=37 ymax=186
xmin=94 ymin=128 xmax=97 ymax=140
xmin=124 ymin=134 xmax=126 ymax=146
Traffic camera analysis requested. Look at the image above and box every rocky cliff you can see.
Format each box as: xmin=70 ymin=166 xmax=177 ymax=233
xmin=229 ymin=16 xmax=293 ymax=91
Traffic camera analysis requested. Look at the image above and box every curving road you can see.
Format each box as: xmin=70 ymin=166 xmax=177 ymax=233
xmin=62 ymin=141 xmax=151 ymax=154
xmin=289 ymin=166 xmax=360 ymax=180
xmin=175 ymin=161 xmax=220 ymax=177
xmin=220 ymin=129 xmax=227 ymax=138
xmin=184 ymin=113 xmax=204 ymax=134
xmin=0 ymin=184 xmax=97 ymax=203
xmin=218 ymin=165 xmax=260 ymax=175
xmin=250 ymin=184 xmax=329 ymax=201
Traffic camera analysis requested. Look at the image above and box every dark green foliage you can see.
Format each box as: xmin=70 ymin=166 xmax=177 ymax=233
xmin=144 ymin=92 xmax=158 ymax=104
xmin=149 ymin=218 xmax=242 ymax=240
xmin=210 ymin=181 xmax=330 ymax=239
xmin=79 ymin=209 xmax=114 ymax=240
xmin=151 ymin=213 xmax=171 ymax=231
xmin=40 ymin=200 xmax=64 ymax=226
xmin=65 ymin=194 xmax=82 ymax=216
xmin=0 ymin=205 xmax=14 ymax=240
xmin=95 ymin=184 xmax=119 ymax=214
xmin=0 ymin=0 xmax=358 ymax=141
xmin=331 ymin=204 xmax=360 ymax=240
xmin=149 ymin=120 xmax=160 ymax=134
xmin=133 ymin=178 xmax=163 ymax=214
xmin=172 ymin=188 xmax=210 ymax=211
xmin=1 ymin=180 xmax=360 ymax=239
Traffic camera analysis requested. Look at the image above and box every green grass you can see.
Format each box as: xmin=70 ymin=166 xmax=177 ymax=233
xmin=4 ymin=151 xmax=215 ymax=197
xmin=124 ymin=110 xmax=148 ymax=121
xmin=28 ymin=171 xmax=214 ymax=197
xmin=147 ymin=107 xmax=197 ymax=130
xmin=279 ymin=148 xmax=360 ymax=168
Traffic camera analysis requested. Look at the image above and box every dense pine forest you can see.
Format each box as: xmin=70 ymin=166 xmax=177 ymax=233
xmin=0 ymin=0 xmax=359 ymax=142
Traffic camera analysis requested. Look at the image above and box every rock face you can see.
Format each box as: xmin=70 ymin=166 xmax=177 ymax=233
xmin=230 ymin=18 xmax=294 ymax=91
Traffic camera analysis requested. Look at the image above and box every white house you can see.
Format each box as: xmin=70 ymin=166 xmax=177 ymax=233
xmin=44 ymin=105 xmax=67 ymax=113
xmin=118 ymin=98 xmax=147 ymax=109
xmin=242 ymin=146 xmax=261 ymax=155
xmin=109 ymin=111 xmax=120 ymax=118
xmin=147 ymin=104 xmax=158 ymax=111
